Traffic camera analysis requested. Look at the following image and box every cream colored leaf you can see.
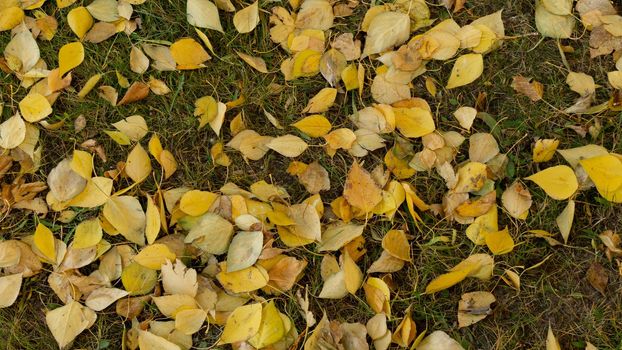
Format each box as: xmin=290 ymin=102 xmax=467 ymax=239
xmin=161 ymin=259 xmax=198 ymax=297
xmin=0 ymin=114 xmax=26 ymax=149
xmin=535 ymin=0 xmax=575 ymax=39
xmin=556 ymin=199 xmax=575 ymax=244
xmin=266 ymin=134 xmax=308 ymax=157
xmin=226 ymin=231 xmax=263 ymax=272
xmin=46 ymin=301 xmax=96 ymax=349
xmin=130 ymin=46 xmax=149 ymax=74
xmin=85 ymin=287 xmax=128 ymax=311
xmin=233 ymin=1 xmax=259 ymax=33
xmin=187 ymin=0 xmax=223 ymax=32
xmin=362 ymin=12 xmax=410 ymax=57
xmin=138 ymin=330 xmax=182 ymax=350
xmin=0 ymin=273 xmax=22 ymax=308
xmin=546 ymin=325 xmax=562 ymax=350
xmin=220 ymin=303 xmax=262 ymax=344
xmin=113 ymin=115 xmax=148 ymax=142
xmin=103 ymin=196 xmax=146 ymax=245
xmin=303 ymin=88 xmax=337 ymax=113
xmin=236 ymin=52 xmax=268 ymax=73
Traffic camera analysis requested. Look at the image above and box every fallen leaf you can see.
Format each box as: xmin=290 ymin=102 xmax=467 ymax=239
xmin=512 ymin=75 xmax=544 ymax=101
xmin=237 ymin=52 xmax=268 ymax=73
xmin=458 ymin=291 xmax=495 ymax=328
xmin=526 ymin=165 xmax=578 ymax=200
xmin=58 ymin=42 xmax=84 ymax=77
xmin=344 ymin=161 xmax=382 ymax=213
xmin=586 ymin=262 xmax=608 ymax=295
xmin=233 ymin=1 xmax=260 ymax=33
xmin=46 ymin=301 xmax=96 ymax=349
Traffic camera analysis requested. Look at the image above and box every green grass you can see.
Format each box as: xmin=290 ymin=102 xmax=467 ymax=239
xmin=2 ymin=0 xmax=622 ymax=349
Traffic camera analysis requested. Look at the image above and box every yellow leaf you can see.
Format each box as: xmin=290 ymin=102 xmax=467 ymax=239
xmin=148 ymin=134 xmax=164 ymax=160
xmin=363 ymin=277 xmax=391 ymax=315
xmin=125 ymin=143 xmax=152 ymax=183
xmin=556 ymin=199 xmax=575 ymax=244
xmin=567 ymin=71 xmax=596 ymax=96
xmin=170 ymin=38 xmax=210 ymax=70
xmin=194 ymin=95 xmax=218 ymax=128
xmin=58 ymin=42 xmax=84 ymax=77
xmin=425 ymin=269 xmax=469 ymax=294
xmin=341 ymin=64 xmax=359 ymax=91
xmin=130 ymin=46 xmax=149 ymax=74
xmin=292 ymin=115 xmax=332 ymax=137
xmin=536 ymin=0 xmax=575 ymax=39
xmin=394 ymin=107 xmax=435 ymax=138
xmin=454 ymin=162 xmax=488 ymax=193
xmin=607 ymin=71 xmax=622 ymax=90
xmin=579 ymin=155 xmax=622 ymax=203
xmin=526 ymin=165 xmax=578 ymax=200
xmin=343 ymin=161 xmax=382 ymax=213
xmin=533 ymin=139 xmax=560 ymax=163
xmin=233 ymin=1 xmax=260 ymax=33
xmin=236 ymin=52 xmax=268 ymax=73
xmin=66 ymin=177 xmax=113 ymax=208
xmin=175 ymin=309 xmax=206 ymax=335
xmin=0 ymin=7 xmax=24 ymax=31
xmin=134 ymin=243 xmax=176 ymax=270
xmin=159 ymin=150 xmax=178 ymax=179
xmin=179 ymin=190 xmax=218 ymax=216
xmin=57 ymin=0 xmax=78 ymax=8
xmin=71 ymin=150 xmax=93 ymax=179
xmin=138 ymin=330 xmax=182 ymax=350
xmin=466 ymin=205 xmax=498 ymax=245
xmin=291 ymin=49 xmax=322 ymax=79
xmin=77 ymin=73 xmax=101 ymax=99
xmin=303 ymin=88 xmax=337 ymax=113
xmin=343 ymin=251 xmax=363 ymax=294
xmin=248 ymin=301 xmax=286 ymax=348
xmin=34 ymin=223 xmax=56 ymax=263
xmin=145 ymin=196 xmax=161 ymax=245
xmin=67 ymin=7 xmax=93 ymax=39
xmin=112 ymin=115 xmax=148 ymax=142
xmin=121 ymin=261 xmax=157 ymax=295
xmin=381 ymin=229 xmax=410 ymax=261
xmin=19 ymin=93 xmax=52 ymax=122
xmin=546 ymin=324 xmax=562 ymax=350
xmin=484 ymin=227 xmax=514 ymax=255
xmin=73 ymin=219 xmax=102 ymax=249
xmin=220 ymin=303 xmax=262 ymax=344
xmin=216 ymin=263 xmax=269 ymax=293
xmin=226 ymin=231 xmax=263 ymax=272
xmin=446 ymin=53 xmax=484 ymax=89
xmin=103 ymin=196 xmax=146 ymax=245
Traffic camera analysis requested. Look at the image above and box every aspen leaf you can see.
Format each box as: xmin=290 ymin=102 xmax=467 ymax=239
xmin=343 ymin=251 xmax=363 ymax=294
xmin=34 ymin=223 xmax=56 ymax=263
xmin=453 ymin=106 xmax=477 ymax=129
xmin=138 ymin=330 xmax=181 ymax=350
xmin=187 ymin=0 xmax=223 ymax=32
xmin=446 ymin=54 xmax=484 ymax=89
xmin=220 ymin=303 xmax=262 ymax=344
xmin=170 ymin=38 xmax=210 ymax=70
xmin=533 ymin=139 xmax=560 ymax=162
xmin=71 ymin=150 xmax=93 ymax=180
xmin=152 ymin=294 xmax=198 ymax=318
xmin=457 ymin=291 xmax=496 ymax=328
xmin=118 ymin=82 xmax=150 ymax=105
xmin=0 ymin=114 xmax=26 ymax=149
xmin=556 ymin=199 xmax=575 ymax=243
xmin=179 ymin=190 xmax=218 ymax=216
xmin=233 ymin=1 xmax=260 ymax=33
xmin=343 ymin=161 xmax=382 ymax=213
xmin=58 ymin=42 xmax=84 ymax=77
xmin=292 ymin=115 xmax=332 ymax=137
xmin=85 ymin=287 xmax=128 ymax=311
xmin=319 ymin=270 xmax=348 ymax=299
xmin=130 ymin=46 xmax=149 ymax=74
xmin=237 ymin=52 xmax=268 ymax=73
xmin=580 ymin=155 xmax=622 ymax=203
xmin=303 ymin=88 xmax=337 ymax=113
xmin=547 ymin=324 xmax=562 ymax=350
xmin=501 ymin=181 xmax=532 ymax=219
xmin=19 ymin=93 xmax=52 ymax=122
xmin=485 ymin=227 xmax=514 ymax=255
xmin=66 ymin=177 xmax=113 ymax=208
xmin=175 ymin=309 xmax=206 ymax=335
xmin=0 ymin=273 xmax=22 ymax=308
xmin=161 ymin=259 xmax=198 ymax=297
xmin=113 ymin=115 xmax=148 ymax=142
xmin=526 ymin=165 xmax=578 ymax=200
xmin=67 ymin=7 xmax=94 ymax=39
xmin=394 ymin=107 xmax=435 ymax=138
xmin=134 ymin=244 xmax=176 ymax=270
xmin=248 ymin=301 xmax=286 ymax=348
xmin=121 ymin=262 xmax=157 ymax=295
xmin=217 ymin=263 xmax=269 ymax=293
xmin=145 ymin=195 xmax=161 ymax=245
xmin=46 ymin=301 xmax=96 ymax=349
xmin=0 ymin=7 xmax=24 ymax=32
xmin=226 ymin=231 xmax=263 ymax=272
xmin=425 ymin=269 xmax=469 ymax=294
xmin=103 ymin=196 xmax=146 ymax=246
xmin=536 ymin=0 xmax=575 ymax=39
xmin=73 ymin=219 xmax=102 ymax=249
xmin=125 ymin=143 xmax=151 ymax=183
xmin=86 ymin=0 xmax=119 ymax=22
xmin=382 ymin=229 xmax=410 ymax=261
xmin=48 ymin=159 xmax=87 ymax=202
xmin=182 ymin=212 xmax=234 ymax=254
xmin=362 ymin=12 xmax=410 ymax=57
xmin=567 ymin=72 xmax=596 ymax=96
xmin=266 ymin=134 xmax=308 ymax=157
xmin=317 ymin=222 xmax=365 ymax=251
xmin=417 ymin=331 xmax=464 ymax=350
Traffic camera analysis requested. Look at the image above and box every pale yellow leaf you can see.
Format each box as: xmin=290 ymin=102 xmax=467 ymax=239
xmin=446 ymin=54 xmax=484 ymax=89
xmin=233 ymin=1 xmax=260 ymax=33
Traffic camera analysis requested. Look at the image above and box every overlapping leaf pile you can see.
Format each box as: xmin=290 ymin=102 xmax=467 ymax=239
xmin=1 ymin=0 xmax=622 ymax=348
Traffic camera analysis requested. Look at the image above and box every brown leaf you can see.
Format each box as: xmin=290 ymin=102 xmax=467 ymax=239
xmin=116 ymin=295 xmax=152 ymax=319
xmin=586 ymin=262 xmax=608 ymax=296
xmin=511 ymin=75 xmax=544 ymax=102
xmin=84 ymin=22 xmax=117 ymax=43
xmin=297 ymin=161 xmax=330 ymax=194
xmin=118 ymin=82 xmax=150 ymax=106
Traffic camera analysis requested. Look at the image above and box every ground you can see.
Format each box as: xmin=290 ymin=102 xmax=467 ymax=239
xmin=1 ymin=0 xmax=622 ymax=349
